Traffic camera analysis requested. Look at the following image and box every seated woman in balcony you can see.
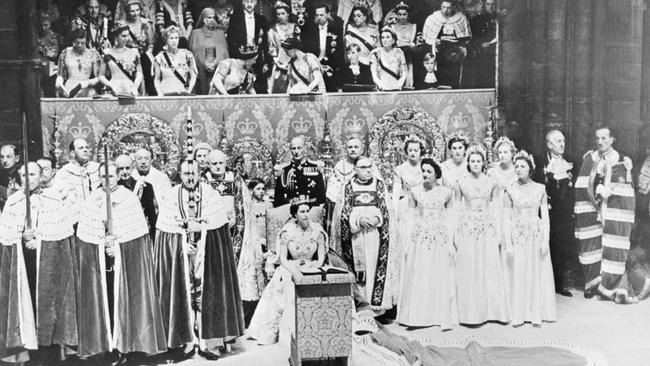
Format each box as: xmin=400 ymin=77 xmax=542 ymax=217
xmin=247 ymin=197 xmax=327 ymax=345
xmin=209 ymin=45 xmax=258 ymax=95
xmin=369 ymin=27 xmax=407 ymax=91
xmin=98 ymin=23 xmax=144 ymax=96
xmin=55 ymin=28 xmax=100 ymax=98
xmin=189 ymin=6 xmax=230 ymax=95
xmin=153 ymin=25 xmax=197 ymax=96
xmin=344 ymin=6 xmax=379 ymax=67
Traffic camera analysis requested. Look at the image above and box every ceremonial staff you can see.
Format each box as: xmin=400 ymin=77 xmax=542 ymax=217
xmin=22 ymin=112 xmax=32 ymax=232
xmin=103 ymin=144 xmax=115 ymax=271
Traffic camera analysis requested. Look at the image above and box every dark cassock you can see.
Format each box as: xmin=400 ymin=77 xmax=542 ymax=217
xmin=76 ymin=185 xmax=166 ymax=357
xmin=467 ymin=9 xmax=496 ymax=88
xmin=0 ymin=188 xmax=76 ymax=362
xmin=227 ymin=6 xmax=271 ymax=93
xmin=301 ymin=14 xmax=345 ymax=91
xmin=118 ymin=176 xmax=158 ymax=240
xmin=154 ymin=182 xmax=244 ymax=349
xmin=273 ymin=159 xmax=326 ymax=207
xmin=200 ymin=170 xmax=245 ymax=262
xmin=534 ymin=153 xmax=579 ymax=295
xmin=574 ymin=150 xmax=650 ymax=302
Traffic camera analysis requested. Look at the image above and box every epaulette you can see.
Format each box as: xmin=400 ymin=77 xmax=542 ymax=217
xmin=583 ymin=150 xmax=594 ymax=159
xmin=307 ymin=159 xmax=324 ymax=168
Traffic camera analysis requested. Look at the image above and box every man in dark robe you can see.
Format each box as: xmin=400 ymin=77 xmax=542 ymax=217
xmin=467 ymin=0 xmax=497 ymax=88
xmin=116 ymin=154 xmax=158 ymax=239
xmin=0 ymin=144 xmax=21 ymax=210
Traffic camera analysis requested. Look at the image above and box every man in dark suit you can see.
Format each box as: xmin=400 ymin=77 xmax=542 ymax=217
xmin=300 ymin=2 xmax=344 ymax=92
xmin=227 ymin=0 xmax=271 ymax=93
xmin=533 ymin=129 xmax=579 ymax=297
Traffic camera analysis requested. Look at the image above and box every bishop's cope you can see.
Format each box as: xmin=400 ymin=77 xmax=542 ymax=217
xmin=273 ymin=135 xmax=326 ymax=208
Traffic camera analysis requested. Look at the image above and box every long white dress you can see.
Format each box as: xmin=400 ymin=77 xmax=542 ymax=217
xmin=397 ymin=184 xmax=458 ymax=329
xmin=440 ymin=158 xmax=468 ymax=189
xmin=454 ymin=174 xmax=510 ymax=324
xmin=504 ymin=181 xmax=557 ymax=326
xmin=246 ymin=221 xmax=327 ymax=346
xmin=391 ymin=162 xmax=422 ymax=305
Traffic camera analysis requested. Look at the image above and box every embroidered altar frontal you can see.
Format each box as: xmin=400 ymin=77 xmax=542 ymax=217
xmin=291 ymin=272 xmax=355 ymax=366
xmin=40 ymin=90 xmax=494 ymax=162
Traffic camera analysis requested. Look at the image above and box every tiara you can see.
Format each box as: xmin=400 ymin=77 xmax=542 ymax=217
xmin=395 ymin=1 xmax=410 ymax=11
xmin=290 ymin=194 xmax=315 ymax=207
xmin=466 ymin=143 xmax=487 ymax=160
xmin=401 ymin=133 xmax=427 ymax=151
xmin=238 ymin=44 xmax=258 ymax=56
xmin=494 ymin=136 xmax=516 ymax=153
xmin=514 ymin=149 xmax=536 ymax=169
xmin=447 ymin=130 xmax=471 ymax=146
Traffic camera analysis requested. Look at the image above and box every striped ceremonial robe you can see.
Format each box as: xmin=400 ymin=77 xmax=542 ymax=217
xmin=574 ymin=149 xmax=635 ymax=296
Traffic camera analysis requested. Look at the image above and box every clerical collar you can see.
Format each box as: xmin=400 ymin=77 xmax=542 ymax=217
xmin=72 ymin=159 xmax=90 ymax=168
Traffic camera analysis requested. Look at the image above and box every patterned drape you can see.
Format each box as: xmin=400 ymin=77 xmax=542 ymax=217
xmin=41 ymin=90 xmax=494 ymax=164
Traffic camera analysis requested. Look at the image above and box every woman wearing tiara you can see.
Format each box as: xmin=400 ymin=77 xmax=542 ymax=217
xmin=247 ymin=198 xmax=327 ymax=345
xmin=391 ymin=136 xmax=425 ymax=305
xmin=344 ymin=6 xmax=379 ymax=66
xmin=440 ymin=132 xmax=470 ymax=188
xmin=453 ymin=144 xmax=509 ymax=325
xmin=369 ymin=27 xmax=407 ymax=91
xmin=154 ymin=25 xmax=198 ymax=95
xmin=99 ymin=23 xmax=144 ymax=96
xmin=487 ymin=136 xmax=518 ymax=196
xmin=397 ymin=158 xmax=458 ymax=329
xmin=503 ymin=151 xmax=557 ymax=326
xmin=267 ymin=1 xmax=300 ymax=93
xmin=209 ymin=45 xmax=259 ymax=95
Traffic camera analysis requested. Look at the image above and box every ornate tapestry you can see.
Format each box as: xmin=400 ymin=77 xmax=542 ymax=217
xmin=41 ymin=90 xmax=495 ymax=172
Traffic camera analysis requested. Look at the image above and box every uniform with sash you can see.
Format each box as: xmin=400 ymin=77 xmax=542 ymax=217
xmin=273 ymin=159 xmax=326 ymax=208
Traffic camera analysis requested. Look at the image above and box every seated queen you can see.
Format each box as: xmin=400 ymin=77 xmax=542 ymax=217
xmin=246 ymin=195 xmax=328 ymax=346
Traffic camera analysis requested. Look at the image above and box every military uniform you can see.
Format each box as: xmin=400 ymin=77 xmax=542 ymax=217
xmin=273 ymin=159 xmax=326 ymax=207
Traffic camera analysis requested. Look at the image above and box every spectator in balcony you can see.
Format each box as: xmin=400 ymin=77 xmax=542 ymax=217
xmin=152 ymin=0 xmax=194 ymax=52
xmin=154 ymin=25 xmax=198 ymax=95
xmin=74 ymin=0 xmax=112 ymax=52
xmin=338 ymin=0 xmax=382 ymax=30
xmin=189 ymin=6 xmax=230 ymax=94
xmin=339 ymin=43 xmax=374 ymax=91
xmin=210 ymin=46 xmax=259 ymax=95
xmin=282 ymin=38 xmax=325 ymax=94
xmin=369 ymin=27 xmax=407 ymax=91
xmin=301 ymin=2 xmax=345 ymax=92
xmin=414 ymin=52 xmax=439 ymax=89
xmin=423 ymin=0 xmax=471 ymax=88
xmin=39 ymin=12 xmax=63 ymax=98
xmin=55 ymin=29 xmax=101 ymax=98
xmin=115 ymin=0 xmax=157 ymax=24
xmin=228 ymin=0 xmax=271 ymax=93
xmin=344 ymin=6 xmax=379 ymax=66
xmin=267 ymin=1 xmax=300 ymax=93
xmin=386 ymin=2 xmax=418 ymax=88
xmin=467 ymin=0 xmax=497 ymax=88
xmin=121 ymin=0 xmax=155 ymax=95
xmin=99 ymin=22 xmax=144 ymax=96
